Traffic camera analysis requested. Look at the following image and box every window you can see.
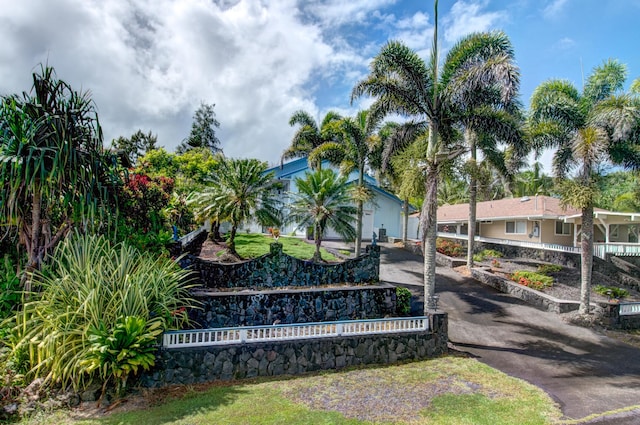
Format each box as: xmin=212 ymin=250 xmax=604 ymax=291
xmin=505 ymin=220 xmax=526 ymax=234
xmin=555 ymin=221 xmax=571 ymax=235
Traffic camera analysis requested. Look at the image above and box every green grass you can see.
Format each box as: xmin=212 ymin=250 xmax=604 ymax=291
xmin=18 ymin=358 xmax=562 ymax=425
xmin=232 ymin=233 xmax=339 ymax=262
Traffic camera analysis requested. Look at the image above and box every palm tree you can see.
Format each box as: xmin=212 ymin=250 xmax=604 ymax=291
xmin=513 ymin=162 xmax=554 ymax=197
xmin=351 ymin=1 xmax=521 ymax=312
xmin=0 ymin=66 xmax=116 ymax=282
xmin=308 ymin=110 xmax=378 ymax=256
xmin=287 ymin=169 xmax=357 ymax=262
xmin=283 ymin=110 xmax=342 ymax=169
xmin=529 ymin=59 xmax=640 ymax=314
xmin=193 ymin=158 xmax=281 ymax=255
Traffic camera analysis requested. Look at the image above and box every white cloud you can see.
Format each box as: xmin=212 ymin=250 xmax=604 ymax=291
xmin=302 ymin=0 xmax=397 ymax=27
xmin=442 ymin=0 xmax=506 ymax=44
xmin=0 ymin=0 xmax=383 ymax=164
xmin=554 ymin=37 xmax=576 ymax=50
xmin=542 ymin=0 xmax=569 ymax=19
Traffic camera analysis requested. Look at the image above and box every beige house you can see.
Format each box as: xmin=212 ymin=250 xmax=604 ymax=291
xmin=435 ymin=195 xmax=640 ymax=247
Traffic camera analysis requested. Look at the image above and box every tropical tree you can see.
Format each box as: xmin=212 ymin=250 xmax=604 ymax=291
xmin=283 ymin=110 xmax=342 ymax=169
xmin=513 ymin=162 xmax=554 ymax=197
xmin=177 ymin=102 xmax=222 ymax=154
xmin=309 ymin=110 xmax=378 ymax=256
xmin=112 ymin=129 xmax=157 ymax=165
xmin=0 ymin=66 xmax=117 ymax=283
xmin=529 ymin=59 xmax=640 ymax=314
xmin=351 ymin=1 xmax=521 ymax=312
xmin=287 ymin=169 xmax=357 ymax=262
xmin=192 ymin=158 xmax=281 ymax=255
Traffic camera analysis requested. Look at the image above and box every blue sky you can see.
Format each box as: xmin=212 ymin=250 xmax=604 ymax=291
xmin=0 ymin=0 xmax=638 ymax=172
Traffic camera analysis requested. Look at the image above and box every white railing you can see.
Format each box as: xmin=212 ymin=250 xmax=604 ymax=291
xmin=437 ymin=232 xmax=640 ymax=259
xmin=594 ymin=244 xmax=640 ymax=259
xmin=619 ymin=303 xmax=640 ymax=316
xmin=163 ymin=317 xmax=429 ymax=349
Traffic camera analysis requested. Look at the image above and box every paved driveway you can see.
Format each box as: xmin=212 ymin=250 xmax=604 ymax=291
xmin=378 ymin=244 xmax=640 ymax=423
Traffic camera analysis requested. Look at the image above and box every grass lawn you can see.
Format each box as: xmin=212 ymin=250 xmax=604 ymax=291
xmin=233 ymin=233 xmax=340 ymax=262
xmin=20 ymin=357 xmax=561 ymax=425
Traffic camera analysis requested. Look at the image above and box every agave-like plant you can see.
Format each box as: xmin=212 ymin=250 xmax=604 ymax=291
xmin=11 ymin=232 xmax=198 ymax=391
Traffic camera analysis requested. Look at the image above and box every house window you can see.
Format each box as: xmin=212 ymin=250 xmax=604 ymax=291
xmin=610 ymin=225 xmax=619 ymax=238
xmin=505 ymin=220 xmax=526 ymax=234
xmin=555 ymin=221 xmax=571 ymax=235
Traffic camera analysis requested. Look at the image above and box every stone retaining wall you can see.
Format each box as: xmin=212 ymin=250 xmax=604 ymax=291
xmin=470 ymin=268 xmax=582 ymax=314
xmin=190 ymin=284 xmax=398 ymax=328
xmin=189 ymin=243 xmax=380 ymax=289
xmin=140 ymin=313 xmax=448 ymax=387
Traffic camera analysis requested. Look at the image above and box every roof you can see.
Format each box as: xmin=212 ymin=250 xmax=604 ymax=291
xmin=436 ymin=196 xmax=609 ymax=223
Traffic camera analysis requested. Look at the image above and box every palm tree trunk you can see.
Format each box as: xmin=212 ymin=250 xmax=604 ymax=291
xmin=422 ymin=161 xmax=439 ymax=313
xmin=355 ymin=166 xmax=364 ymax=256
xmin=402 ymin=198 xmax=409 ymax=243
xmin=467 ymin=130 xmax=477 ymax=269
xmin=579 ymin=204 xmax=594 ymax=314
xmin=228 ymin=224 xmax=238 ymax=255
xmin=314 ymin=223 xmax=322 ymax=262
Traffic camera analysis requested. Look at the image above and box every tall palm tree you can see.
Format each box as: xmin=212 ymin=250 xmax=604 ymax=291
xmin=283 ymin=110 xmax=342 ymax=169
xmin=529 ymin=59 xmax=640 ymax=314
xmin=193 ymin=158 xmax=281 ymax=255
xmin=309 ymin=110 xmax=378 ymax=256
xmin=0 ymin=66 xmax=116 ymax=281
xmin=287 ymin=169 xmax=357 ymax=262
xmin=352 ymin=1 xmax=521 ymax=312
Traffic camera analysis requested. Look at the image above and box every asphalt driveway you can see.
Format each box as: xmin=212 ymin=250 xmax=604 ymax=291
xmin=378 ymin=243 xmax=640 ymax=423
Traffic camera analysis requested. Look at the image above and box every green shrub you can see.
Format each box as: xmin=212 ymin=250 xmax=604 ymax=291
xmin=10 ymin=232 xmax=198 ymax=395
xmin=537 ymin=264 xmax=562 ymax=274
xmin=473 ymin=249 xmax=503 ymax=262
xmin=0 ymin=255 xmax=21 ymax=319
xmin=511 ymin=271 xmax=553 ymax=291
xmin=594 ymin=285 xmax=629 ymax=300
xmin=436 ymin=238 xmax=464 ymax=257
xmin=396 ymin=287 xmax=412 ymax=315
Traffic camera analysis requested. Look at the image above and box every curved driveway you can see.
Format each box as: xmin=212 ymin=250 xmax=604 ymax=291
xmin=379 ymin=244 xmax=640 ymax=423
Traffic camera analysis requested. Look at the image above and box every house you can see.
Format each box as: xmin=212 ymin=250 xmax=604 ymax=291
xmin=408 ymin=195 xmax=640 ymax=248
xmin=250 ymin=157 xmax=409 ymax=240
xmin=438 ymin=195 xmax=640 ymax=246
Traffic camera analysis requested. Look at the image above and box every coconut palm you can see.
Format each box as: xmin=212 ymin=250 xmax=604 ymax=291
xmin=0 ymin=66 xmax=117 ymax=283
xmin=283 ymin=110 xmax=342 ymax=169
xmin=351 ymin=1 xmax=521 ymax=312
xmin=287 ymin=169 xmax=357 ymax=262
xmin=529 ymin=59 xmax=640 ymax=314
xmin=193 ymin=158 xmax=281 ymax=255
xmin=308 ymin=110 xmax=379 ymax=256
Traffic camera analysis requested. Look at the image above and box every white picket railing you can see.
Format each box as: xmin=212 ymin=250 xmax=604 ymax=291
xmin=619 ymin=303 xmax=640 ymax=316
xmin=163 ymin=317 xmax=429 ymax=349
xmin=437 ymin=232 xmax=640 ymax=259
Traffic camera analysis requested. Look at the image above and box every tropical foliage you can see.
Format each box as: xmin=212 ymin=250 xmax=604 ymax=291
xmin=287 ymin=169 xmax=357 ymax=262
xmin=309 ymin=110 xmax=379 ymax=256
xmin=192 ymin=158 xmax=282 ymax=255
xmin=284 ymin=110 xmax=342 ymax=169
xmin=9 ymin=233 xmax=196 ymax=394
xmin=351 ymin=0 xmax=521 ymax=312
xmin=528 ymin=59 xmax=640 ymax=313
xmin=0 ymin=66 xmax=118 ymax=281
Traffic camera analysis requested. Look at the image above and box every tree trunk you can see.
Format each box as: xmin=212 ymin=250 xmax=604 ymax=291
xmin=402 ymin=198 xmax=409 ymax=243
xmin=467 ymin=131 xmax=477 ymax=270
xmin=355 ymin=166 xmax=364 ymax=256
xmin=313 ymin=223 xmax=323 ymax=262
xmin=579 ymin=204 xmax=594 ymax=314
xmin=228 ymin=225 xmax=238 ymax=255
xmin=422 ymin=161 xmax=439 ymax=313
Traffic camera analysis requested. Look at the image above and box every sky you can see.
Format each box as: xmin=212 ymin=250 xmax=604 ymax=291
xmin=1 ymin=0 xmax=639 ymax=172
